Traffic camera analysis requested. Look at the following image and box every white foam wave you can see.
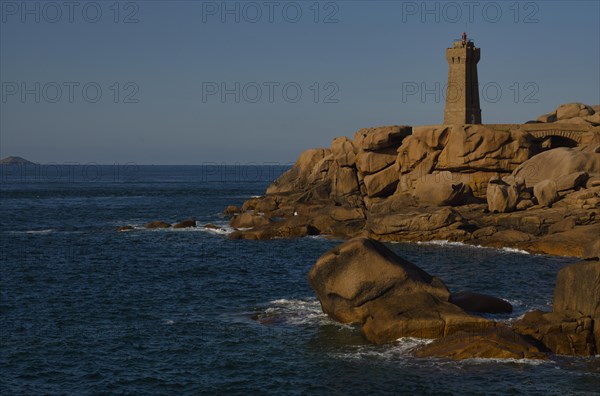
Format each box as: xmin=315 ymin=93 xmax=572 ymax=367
xmin=499 ymin=247 xmax=530 ymax=255
xmin=455 ymin=357 xmax=551 ymax=366
xmin=255 ymin=298 xmax=345 ymax=328
xmin=123 ymin=221 xmax=235 ymax=234
xmin=200 ymin=223 xmax=235 ymax=235
xmin=329 ymin=337 xmax=433 ymax=361
xmin=306 ymin=235 xmax=327 ymax=240
xmin=414 ymin=240 xmax=531 ymax=255
xmin=7 ymin=229 xmax=55 ymax=235
xmin=417 ymin=240 xmax=467 ymax=247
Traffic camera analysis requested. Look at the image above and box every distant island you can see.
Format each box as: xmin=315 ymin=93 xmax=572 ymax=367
xmin=0 ymin=156 xmax=36 ymax=165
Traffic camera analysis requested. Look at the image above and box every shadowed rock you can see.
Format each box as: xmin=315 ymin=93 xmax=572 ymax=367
xmin=413 ymin=171 xmax=473 ymax=207
xmin=450 ymin=291 xmax=513 ymax=314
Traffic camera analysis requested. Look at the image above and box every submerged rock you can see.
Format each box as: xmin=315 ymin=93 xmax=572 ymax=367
xmin=533 ymin=179 xmax=559 ymax=207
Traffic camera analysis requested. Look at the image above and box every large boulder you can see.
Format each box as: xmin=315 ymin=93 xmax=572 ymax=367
xmin=241 ymin=196 xmax=278 ymax=213
xmin=356 ymin=149 xmax=397 ymax=175
xmin=414 ymin=327 xmax=546 ymax=360
xmin=512 ymin=148 xmax=600 ymax=188
xmin=230 ymin=212 xmax=271 ymax=229
xmin=486 ymin=177 xmax=520 ymax=213
xmin=436 ymin=125 xmax=530 ymax=172
xmin=331 ymin=137 xmax=356 ymax=167
xmin=583 ymin=239 xmax=600 ymax=260
xmin=513 ymin=261 xmax=600 ymax=356
xmin=522 ymin=224 xmax=600 ymax=257
xmin=367 ymin=207 xmax=461 ymax=236
xmin=513 ymin=310 xmax=596 ymax=356
xmin=533 ymin=179 xmax=559 ymax=207
xmin=555 ymin=171 xmax=588 ymax=192
xmin=308 ymin=237 xmax=450 ymax=324
xmin=267 ymin=148 xmax=330 ymax=195
xmin=330 ymin=165 xmax=360 ymax=198
xmin=553 ymin=261 xmax=600 ymax=317
xmin=396 ymin=135 xmax=438 ymax=174
xmin=555 ymin=103 xmax=595 ymax=120
xmin=413 ymin=171 xmax=472 ymax=207
xmin=536 ymin=112 xmax=557 ymax=123
xmin=353 ymin=125 xmax=411 ymax=151
xmin=308 ymin=238 xmax=494 ymax=344
xmin=363 ymin=165 xmax=399 ymax=197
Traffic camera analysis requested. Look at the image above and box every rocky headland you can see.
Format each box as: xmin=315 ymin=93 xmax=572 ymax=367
xmin=225 ymin=102 xmax=600 ymax=359
xmin=225 ymin=102 xmax=600 ymax=260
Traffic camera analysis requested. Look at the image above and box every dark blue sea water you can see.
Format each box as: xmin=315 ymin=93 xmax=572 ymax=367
xmin=1 ymin=165 xmax=599 ymax=395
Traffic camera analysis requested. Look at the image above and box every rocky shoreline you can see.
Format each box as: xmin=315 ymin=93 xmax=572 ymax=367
xmin=220 ymin=102 xmax=600 ymax=359
xmin=308 ymin=237 xmax=599 ymax=359
xmin=224 ymin=103 xmax=600 ymax=260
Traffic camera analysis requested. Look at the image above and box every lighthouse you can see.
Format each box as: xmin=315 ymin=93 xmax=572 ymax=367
xmin=443 ymin=32 xmax=482 ymax=124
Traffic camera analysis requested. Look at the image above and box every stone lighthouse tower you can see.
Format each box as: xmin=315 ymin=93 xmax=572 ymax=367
xmin=443 ymin=32 xmax=482 ymax=124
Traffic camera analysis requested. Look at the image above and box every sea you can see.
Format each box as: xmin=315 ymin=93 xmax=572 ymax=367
xmin=1 ymin=164 xmax=599 ymax=395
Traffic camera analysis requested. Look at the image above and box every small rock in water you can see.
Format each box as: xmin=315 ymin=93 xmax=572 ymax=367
xmin=173 ymin=218 xmax=197 ymax=229
xmin=145 ymin=221 xmax=171 ymax=229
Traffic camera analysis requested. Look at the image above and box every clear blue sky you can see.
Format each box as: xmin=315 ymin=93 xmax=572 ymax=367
xmin=1 ymin=0 xmax=599 ymax=164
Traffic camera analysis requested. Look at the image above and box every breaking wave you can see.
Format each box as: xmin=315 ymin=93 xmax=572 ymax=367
xmin=416 ymin=240 xmax=531 ymax=255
